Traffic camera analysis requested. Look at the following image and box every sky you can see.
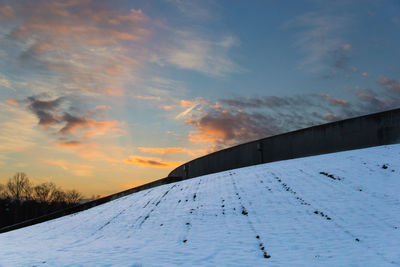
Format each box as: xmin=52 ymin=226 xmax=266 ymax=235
xmin=0 ymin=0 xmax=399 ymax=197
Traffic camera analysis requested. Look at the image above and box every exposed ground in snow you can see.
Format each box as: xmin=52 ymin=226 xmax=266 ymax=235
xmin=0 ymin=145 xmax=399 ymax=266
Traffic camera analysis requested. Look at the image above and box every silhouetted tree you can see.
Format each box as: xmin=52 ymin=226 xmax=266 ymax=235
xmin=6 ymin=172 xmax=32 ymax=201
xmin=0 ymin=173 xmax=85 ymax=229
xmin=65 ymin=189 xmax=82 ymax=204
xmin=33 ymin=182 xmax=57 ymax=202
xmin=50 ymin=189 xmax=66 ymax=203
xmin=0 ymin=183 xmax=7 ymax=198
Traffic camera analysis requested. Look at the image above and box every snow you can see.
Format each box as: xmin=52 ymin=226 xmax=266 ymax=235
xmin=0 ymin=144 xmax=399 ymax=266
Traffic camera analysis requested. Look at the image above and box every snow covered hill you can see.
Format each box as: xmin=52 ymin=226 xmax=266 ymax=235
xmin=0 ymin=145 xmax=399 ymax=266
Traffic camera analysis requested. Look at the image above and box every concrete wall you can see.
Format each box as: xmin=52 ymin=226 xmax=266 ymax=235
xmin=169 ymin=108 xmax=400 ymax=179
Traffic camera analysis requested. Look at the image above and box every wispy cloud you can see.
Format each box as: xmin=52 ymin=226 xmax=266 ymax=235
xmin=2 ymin=1 xmax=150 ymax=96
xmin=154 ymin=31 xmax=241 ymax=77
xmin=138 ymin=147 xmax=205 ymax=156
xmin=286 ymin=12 xmax=351 ymax=72
xmin=166 ymin=0 xmax=216 ymax=20
xmin=379 ymin=77 xmax=400 ymax=91
xmin=124 ymin=155 xmax=182 ymax=168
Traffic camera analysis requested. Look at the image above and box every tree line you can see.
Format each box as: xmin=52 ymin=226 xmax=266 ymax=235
xmin=0 ymin=172 xmax=83 ymax=229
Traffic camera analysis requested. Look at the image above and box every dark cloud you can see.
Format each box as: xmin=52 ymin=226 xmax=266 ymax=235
xmin=60 ymin=113 xmax=88 ymax=134
xmin=220 ymin=95 xmax=317 ymax=109
xmin=28 ymin=96 xmax=64 ymax=111
xmin=27 ymin=96 xmax=64 ymax=126
xmin=186 ymin=83 xmax=400 ymax=149
xmin=24 ymin=95 xmax=120 ymax=145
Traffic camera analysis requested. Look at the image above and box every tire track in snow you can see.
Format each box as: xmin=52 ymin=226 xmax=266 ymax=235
xmin=137 ymin=184 xmax=178 ymax=228
xmin=299 ymin=168 xmax=399 ymax=230
xmin=230 ymin=173 xmax=271 ymax=259
xmin=270 ymin=170 xmax=398 ymax=265
xmin=92 ymin=189 xmax=155 ymax=235
xmin=181 ymin=179 xmax=202 ymax=244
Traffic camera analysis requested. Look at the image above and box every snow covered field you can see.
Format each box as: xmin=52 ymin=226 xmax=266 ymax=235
xmin=0 ymin=144 xmax=399 ymax=266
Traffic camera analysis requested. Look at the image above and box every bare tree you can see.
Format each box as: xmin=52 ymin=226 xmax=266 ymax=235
xmin=65 ymin=189 xmax=82 ymax=204
xmin=7 ymin=172 xmax=32 ymax=201
xmin=33 ymin=182 xmax=57 ymax=202
xmin=50 ymin=189 xmax=66 ymax=203
xmin=0 ymin=183 xmax=7 ymax=198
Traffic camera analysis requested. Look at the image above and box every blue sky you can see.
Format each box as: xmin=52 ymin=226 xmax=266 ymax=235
xmin=0 ymin=0 xmax=399 ymax=196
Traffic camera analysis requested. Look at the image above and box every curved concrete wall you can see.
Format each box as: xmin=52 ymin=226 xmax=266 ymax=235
xmin=169 ymin=108 xmax=400 ymax=179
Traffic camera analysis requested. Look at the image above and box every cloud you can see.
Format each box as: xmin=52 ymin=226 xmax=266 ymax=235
xmin=162 ymin=105 xmax=173 ymax=111
xmin=138 ymin=147 xmax=204 ymax=156
xmin=342 ymin=44 xmax=352 ymax=51
xmin=155 ymin=31 xmax=241 ymax=77
xmin=27 ymin=96 xmax=64 ymax=126
xmin=59 ymin=113 xmax=119 ymax=134
xmin=379 ymin=77 xmax=400 ymax=91
xmin=175 ymin=98 xmax=208 ymax=119
xmin=180 ymin=99 xmax=195 ymax=108
xmin=133 ymin=95 xmax=162 ymax=101
xmin=3 ymin=1 xmax=150 ymax=96
xmin=25 ymin=95 xmax=123 ymax=145
xmin=124 ymin=155 xmax=182 ymax=168
xmin=181 ymin=86 xmax=400 ymax=149
xmin=167 ymin=0 xmax=215 ymax=20
xmin=6 ymin=99 xmax=19 ymax=106
xmin=286 ymin=12 xmax=351 ymax=72
xmin=0 ymin=5 xmax=15 ymax=20
xmin=185 ymin=107 xmax=280 ymax=148
xmin=56 ymin=140 xmax=83 ymax=147
xmin=176 ymin=104 xmax=200 ymax=119
xmin=317 ymin=94 xmax=348 ymax=106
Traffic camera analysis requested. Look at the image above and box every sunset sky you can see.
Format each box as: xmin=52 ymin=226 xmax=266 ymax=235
xmin=0 ymin=0 xmax=399 ymax=197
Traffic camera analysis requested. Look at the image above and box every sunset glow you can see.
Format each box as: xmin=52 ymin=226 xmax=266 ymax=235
xmin=0 ymin=0 xmax=399 ymax=196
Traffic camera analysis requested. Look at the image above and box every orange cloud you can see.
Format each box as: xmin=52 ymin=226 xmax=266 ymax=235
xmin=106 ymin=66 xmax=124 ymax=75
xmin=180 ymin=99 xmax=195 ymax=108
xmin=134 ymin=95 xmax=162 ymax=101
xmin=139 ymin=146 xmax=207 ymax=157
xmin=318 ymin=94 xmax=348 ymax=106
xmin=189 ymin=133 xmax=217 ymax=144
xmin=60 ymin=114 xmax=120 ymax=134
xmin=163 ymin=105 xmax=173 ymax=110
xmin=139 ymin=147 xmax=186 ymax=154
xmin=379 ymin=77 xmax=400 ymax=91
xmin=7 ymin=1 xmax=150 ymax=97
xmin=103 ymin=89 xmax=124 ymax=96
xmin=342 ymin=44 xmax=352 ymax=51
xmin=0 ymin=5 xmax=15 ymax=20
xmin=124 ymin=155 xmax=182 ymax=168
xmin=6 ymin=99 xmax=19 ymax=106
xmin=56 ymin=140 xmax=83 ymax=147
